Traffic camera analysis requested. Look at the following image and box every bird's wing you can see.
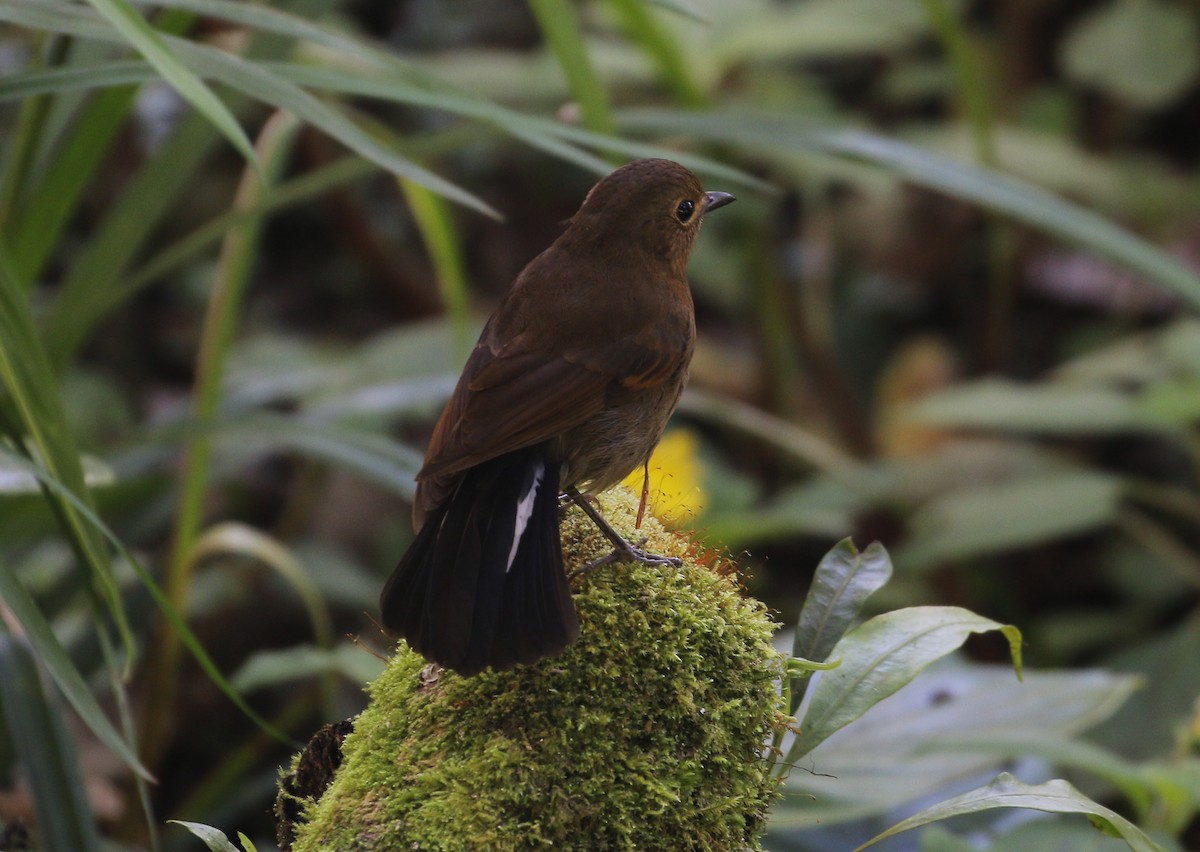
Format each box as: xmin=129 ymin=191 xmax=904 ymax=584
xmin=413 ymin=327 xmax=687 ymax=518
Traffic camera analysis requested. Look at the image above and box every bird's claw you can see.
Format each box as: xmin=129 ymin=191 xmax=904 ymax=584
xmin=571 ymin=537 xmax=684 ymax=578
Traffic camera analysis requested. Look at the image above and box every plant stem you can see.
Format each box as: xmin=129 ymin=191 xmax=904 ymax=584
xmin=922 ymin=0 xmax=1014 ymax=372
xmin=140 ymin=111 xmax=301 ymax=771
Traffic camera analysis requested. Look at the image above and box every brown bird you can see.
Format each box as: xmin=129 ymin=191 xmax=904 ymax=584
xmin=380 ymin=158 xmax=735 ymax=675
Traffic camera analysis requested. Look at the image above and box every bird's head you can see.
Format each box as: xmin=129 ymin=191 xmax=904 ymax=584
xmin=563 ymin=158 xmax=736 ymax=270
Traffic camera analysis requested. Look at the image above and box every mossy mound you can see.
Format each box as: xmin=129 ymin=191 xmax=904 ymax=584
xmin=285 ymin=488 xmax=784 ymax=850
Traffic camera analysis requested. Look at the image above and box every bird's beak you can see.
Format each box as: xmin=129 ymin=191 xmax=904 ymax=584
xmin=704 ymin=191 xmax=736 ymax=212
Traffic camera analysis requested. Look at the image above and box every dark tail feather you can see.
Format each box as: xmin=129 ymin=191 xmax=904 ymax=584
xmin=379 ymin=444 xmax=579 ymax=675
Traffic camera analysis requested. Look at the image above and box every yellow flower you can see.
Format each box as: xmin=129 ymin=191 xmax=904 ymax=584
xmin=621 ymin=428 xmax=705 ymax=526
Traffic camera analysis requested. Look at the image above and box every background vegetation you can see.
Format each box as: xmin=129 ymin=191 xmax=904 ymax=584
xmin=1 ymin=0 xmax=1199 ymax=849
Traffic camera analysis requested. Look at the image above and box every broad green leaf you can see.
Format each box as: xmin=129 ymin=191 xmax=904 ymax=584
xmin=168 ymin=821 xmax=244 ymax=852
xmin=0 ymin=630 xmax=104 ymax=852
xmin=716 ymin=0 xmax=930 ymax=67
xmin=80 ymin=0 xmax=261 ymax=171
xmin=771 ymin=663 xmax=1138 ymax=829
xmin=978 ymin=819 xmax=1152 ymax=852
xmin=789 ymin=538 xmax=892 ymax=713
xmin=900 ymin=469 xmax=1123 ymax=570
xmin=790 ymin=607 xmax=1022 ymax=760
xmin=911 ymin=378 xmax=1162 ymax=435
xmin=1061 ymin=0 xmax=1200 ymax=110
xmin=923 ymin=733 xmax=1153 ymax=817
xmin=856 ymin=772 xmax=1168 ymax=852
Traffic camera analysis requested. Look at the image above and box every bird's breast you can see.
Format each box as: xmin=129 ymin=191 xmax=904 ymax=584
xmin=558 ymin=361 xmax=689 ymax=495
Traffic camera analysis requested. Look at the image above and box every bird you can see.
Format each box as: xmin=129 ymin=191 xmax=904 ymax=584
xmin=380 ymin=158 xmax=736 ymax=675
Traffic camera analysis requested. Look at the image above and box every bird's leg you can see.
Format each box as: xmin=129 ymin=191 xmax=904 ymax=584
xmin=559 ymin=490 xmax=599 ymax=518
xmin=636 ymin=461 xmax=649 ymax=529
xmin=565 ymin=487 xmax=683 ymax=576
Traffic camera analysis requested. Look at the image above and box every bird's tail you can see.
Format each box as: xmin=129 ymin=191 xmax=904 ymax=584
xmin=379 ymin=444 xmax=579 ymax=675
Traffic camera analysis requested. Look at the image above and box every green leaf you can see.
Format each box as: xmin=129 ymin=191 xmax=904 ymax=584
xmin=0 ymin=550 xmax=152 ymax=782
xmin=164 ymin=43 xmax=498 ymax=217
xmin=911 ymin=378 xmax=1161 ymax=435
xmin=191 ymin=522 xmax=334 ymax=652
xmin=79 ymin=0 xmax=261 ymax=172
xmin=399 ymin=177 xmax=474 ymax=361
xmin=0 ymin=630 xmax=106 ymax=852
xmin=855 ymin=772 xmax=1168 ymax=852
xmin=231 ymin=643 xmax=384 ymax=692
xmin=901 ymin=469 xmax=1124 ymax=570
xmin=212 ymin=414 xmax=425 ymax=498
xmin=616 ymin=109 xmax=1200 ymax=309
xmin=168 ymin=821 xmax=244 ymax=852
xmin=258 ymin=63 xmax=768 ymax=191
xmin=529 ymin=0 xmax=616 ymax=136
xmin=790 ymin=606 xmax=1022 ymax=760
xmin=0 ymin=452 xmax=114 ymax=493
xmin=771 ymin=664 xmax=1138 ymax=829
xmin=715 ymin=0 xmax=931 ymax=67
xmin=0 ymin=246 xmax=135 ymax=666
xmin=1062 ymin=0 xmax=1200 ymax=110
xmin=922 ymin=733 xmax=1153 ymax=818
xmin=0 ymin=448 xmax=294 ymax=746
xmin=789 ymin=538 xmax=892 ymax=713
xmin=640 ymin=0 xmax=710 ymax=24
xmin=5 ymin=83 xmax=139 ymax=285
xmin=0 ymin=2 xmax=497 ymax=217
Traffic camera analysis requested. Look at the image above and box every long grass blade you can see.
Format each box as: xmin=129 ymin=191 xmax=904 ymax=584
xmin=0 ymin=551 xmax=153 ymax=781
xmin=0 ymin=448 xmax=294 ymax=747
xmin=0 ymin=246 xmax=136 ymax=668
xmin=618 ymin=109 xmax=1200 ymax=308
xmin=0 ymin=622 xmax=104 ymax=852
xmin=528 ymin=0 xmax=616 ymax=137
xmin=79 ymin=0 xmax=261 ymax=172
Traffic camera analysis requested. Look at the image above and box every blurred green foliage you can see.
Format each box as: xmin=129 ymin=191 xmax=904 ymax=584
xmin=2 ymin=0 xmax=1200 ymax=849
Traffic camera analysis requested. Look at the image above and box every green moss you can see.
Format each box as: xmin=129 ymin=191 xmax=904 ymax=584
xmin=289 ymin=488 xmax=784 ymax=851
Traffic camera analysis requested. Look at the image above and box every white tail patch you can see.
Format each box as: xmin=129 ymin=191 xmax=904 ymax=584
xmin=507 ymin=459 xmax=544 ymax=572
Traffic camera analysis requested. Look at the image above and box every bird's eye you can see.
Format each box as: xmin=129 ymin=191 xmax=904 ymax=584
xmin=675 ymin=199 xmax=695 ymax=223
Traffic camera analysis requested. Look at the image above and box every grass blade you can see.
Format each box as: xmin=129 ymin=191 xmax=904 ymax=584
xmin=79 ymin=0 xmax=261 ymax=172
xmin=528 ymin=0 xmax=616 ymax=136
xmin=0 ymin=550 xmax=153 ymax=782
xmin=0 ymin=246 xmax=135 ymax=668
xmin=140 ymin=111 xmax=300 ymax=768
xmin=0 ymin=624 xmax=104 ymax=852
xmin=619 ymin=108 xmax=1200 ymax=308
xmin=0 ymin=448 xmax=295 ymax=748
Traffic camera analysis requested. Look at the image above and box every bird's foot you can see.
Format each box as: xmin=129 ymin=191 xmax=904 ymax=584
xmin=572 ymin=537 xmax=683 ymax=578
xmin=563 ymin=487 xmax=683 ymax=578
